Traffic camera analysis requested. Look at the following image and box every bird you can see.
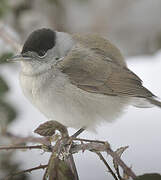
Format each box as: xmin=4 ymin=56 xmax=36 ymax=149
xmin=10 ymin=28 xmax=161 ymax=132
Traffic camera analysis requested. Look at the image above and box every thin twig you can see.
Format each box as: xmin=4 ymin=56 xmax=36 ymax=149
xmin=43 ymin=130 xmax=79 ymax=180
xmin=71 ymin=128 xmax=85 ymax=138
xmin=105 ymin=146 xmax=137 ymax=179
xmin=70 ymin=141 xmax=136 ymax=179
xmin=116 ymin=166 xmax=122 ymax=180
xmin=70 ymin=142 xmax=107 ymax=154
xmin=95 ymin=152 xmax=119 ymax=180
xmin=5 ymin=164 xmax=48 ymax=180
xmin=4 ymin=132 xmax=51 ymax=146
xmin=65 ymin=131 xmax=79 ymax=180
xmin=0 ymin=145 xmax=42 ymax=151
xmin=113 ymin=146 xmax=129 ymax=180
xmin=73 ymin=137 xmax=105 ymax=144
xmin=2 ymin=130 xmax=137 ymax=179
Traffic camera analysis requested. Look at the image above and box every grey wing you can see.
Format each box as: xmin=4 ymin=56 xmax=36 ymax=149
xmin=56 ymin=44 xmax=154 ymax=98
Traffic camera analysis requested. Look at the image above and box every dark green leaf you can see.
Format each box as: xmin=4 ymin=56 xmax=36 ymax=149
xmin=0 ymin=100 xmax=17 ymax=124
xmin=47 ymin=0 xmax=59 ymax=5
xmin=49 ymin=158 xmax=75 ymax=180
xmin=0 ymin=0 xmax=9 ymax=18
xmin=0 ymin=52 xmax=14 ymax=64
xmin=0 ymin=76 xmax=9 ymax=96
xmin=34 ymin=121 xmax=57 ymax=136
xmin=134 ymin=173 xmax=161 ymax=180
xmin=0 ymin=152 xmax=28 ymax=180
xmin=75 ymin=0 xmax=89 ymax=3
xmin=34 ymin=120 xmax=67 ymax=137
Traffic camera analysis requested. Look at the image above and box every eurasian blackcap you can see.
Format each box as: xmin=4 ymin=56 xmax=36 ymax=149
xmin=9 ymin=28 xmax=161 ymax=131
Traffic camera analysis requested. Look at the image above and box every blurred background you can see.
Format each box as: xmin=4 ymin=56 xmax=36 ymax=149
xmin=0 ymin=0 xmax=161 ymax=179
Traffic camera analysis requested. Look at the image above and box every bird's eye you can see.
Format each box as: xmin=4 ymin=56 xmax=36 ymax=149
xmin=38 ymin=50 xmax=47 ymax=58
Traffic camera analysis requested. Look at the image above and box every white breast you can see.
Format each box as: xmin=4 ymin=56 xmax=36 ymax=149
xmin=20 ymin=68 xmax=129 ymax=130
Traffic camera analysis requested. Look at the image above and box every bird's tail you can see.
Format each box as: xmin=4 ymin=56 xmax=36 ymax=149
xmin=131 ymin=96 xmax=161 ymax=108
xmin=147 ymin=97 xmax=161 ymax=108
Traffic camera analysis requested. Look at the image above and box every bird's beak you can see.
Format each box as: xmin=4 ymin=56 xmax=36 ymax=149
xmin=7 ymin=53 xmax=31 ymax=62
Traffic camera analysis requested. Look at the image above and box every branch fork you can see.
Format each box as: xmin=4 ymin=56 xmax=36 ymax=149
xmin=1 ymin=120 xmax=137 ymax=180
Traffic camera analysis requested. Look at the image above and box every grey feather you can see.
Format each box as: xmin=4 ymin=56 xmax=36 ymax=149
xmin=56 ymin=34 xmax=155 ymax=100
xmin=147 ymin=97 xmax=161 ymax=108
xmin=18 ymin=30 xmax=161 ymax=130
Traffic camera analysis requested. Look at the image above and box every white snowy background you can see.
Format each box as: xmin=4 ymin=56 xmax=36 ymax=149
xmin=0 ymin=51 xmax=161 ymax=180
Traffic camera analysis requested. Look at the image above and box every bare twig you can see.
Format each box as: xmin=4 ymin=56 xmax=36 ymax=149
xmin=1 ymin=127 xmax=137 ymax=180
xmin=4 ymin=132 xmax=51 ymax=146
xmin=64 ymin=132 xmax=79 ymax=180
xmin=73 ymin=137 xmax=105 ymax=144
xmin=0 ymin=145 xmax=42 ymax=151
xmin=113 ymin=146 xmax=129 ymax=180
xmin=71 ymin=128 xmax=85 ymax=138
xmin=5 ymin=164 xmax=48 ymax=180
xmin=95 ymin=152 xmax=119 ymax=180
xmin=71 ymin=139 xmax=136 ymax=179
xmin=2 ymin=131 xmax=136 ymax=179
xmin=71 ymin=142 xmax=107 ymax=154
xmin=41 ymin=122 xmax=79 ymax=180
xmin=116 ymin=166 xmax=122 ymax=180
xmin=105 ymin=146 xmax=137 ymax=179
xmin=70 ymin=141 xmax=136 ymax=179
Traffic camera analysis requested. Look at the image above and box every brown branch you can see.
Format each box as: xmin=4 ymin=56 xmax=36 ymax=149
xmin=1 ymin=125 xmax=137 ymax=180
xmin=0 ymin=145 xmax=42 ymax=151
xmin=64 ymin=138 xmax=79 ymax=180
xmin=5 ymin=164 xmax=48 ymax=180
xmin=2 ymin=131 xmax=137 ymax=179
xmin=43 ymin=129 xmax=79 ymax=180
xmin=4 ymin=132 xmax=51 ymax=146
xmin=116 ymin=166 xmax=122 ymax=180
xmin=95 ymin=152 xmax=119 ymax=180
xmin=105 ymin=145 xmax=137 ymax=179
xmin=71 ymin=142 xmax=107 ymax=154
xmin=70 ymin=140 xmax=136 ymax=179
xmin=113 ymin=146 xmax=129 ymax=180
xmin=73 ymin=137 xmax=105 ymax=144
xmin=43 ymin=139 xmax=61 ymax=180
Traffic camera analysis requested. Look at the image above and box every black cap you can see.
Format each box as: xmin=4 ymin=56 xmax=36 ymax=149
xmin=21 ymin=28 xmax=56 ymax=56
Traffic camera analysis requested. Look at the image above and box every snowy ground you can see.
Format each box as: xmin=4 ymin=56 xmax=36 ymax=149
xmin=0 ymin=51 xmax=161 ymax=180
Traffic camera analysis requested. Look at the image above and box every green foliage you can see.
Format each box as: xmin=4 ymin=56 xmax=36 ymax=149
xmin=0 ymin=76 xmax=9 ymax=96
xmin=0 ymin=100 xmax=16 ymax=124
xmin=47 ymin=157 xmax=75 ymax=180
xmin=0 ymin=152 xmax=28 ymax=180
xmin=135 ymin=173 xmax=161 ymax=180
xmin=48 ymin=0 xmax=88 ymax=4
xmin=75 ymin=0 xmax=89 ymax=3
xmin=0 ymin=0 xmax=9 ymax=18
xmin=47 ymin=0 xmax=59 ymax=5
xmin=55 ymin=160 xmax=75 ymax=180
xmin=0 ymin=51 xmax=17 ymax=125
xmin=34 ymin=120 xmax=68 ymax=137
xmin=0 ymin=51 xmax=22 ymax=179
xmin=0 ymin=52 xmax=13 ymax=64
